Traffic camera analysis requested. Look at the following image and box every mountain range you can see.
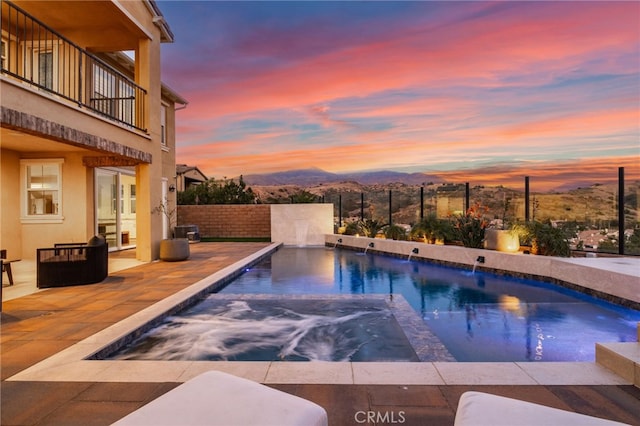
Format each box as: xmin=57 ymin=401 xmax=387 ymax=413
xmin=243 ymin=168 xmax=442 ymax=186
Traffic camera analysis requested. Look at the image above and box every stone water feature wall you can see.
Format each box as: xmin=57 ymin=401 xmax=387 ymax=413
xmin=177 ymin=203 xmax=334 ymax=246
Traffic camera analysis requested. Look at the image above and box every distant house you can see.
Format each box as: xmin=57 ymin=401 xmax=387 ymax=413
xmin=0 ymin=0 xmax=187 ymax=261
xmin=176 ymin=164 xmax=208 ymax=192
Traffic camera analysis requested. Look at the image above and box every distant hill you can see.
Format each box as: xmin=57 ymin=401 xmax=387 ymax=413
xmin=243 ymin=168 xmax=339 ymax=185
xmin=244 ymin=168 xmax=442 ymax=186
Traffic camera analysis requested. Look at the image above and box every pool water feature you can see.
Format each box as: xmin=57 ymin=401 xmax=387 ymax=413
xmin=216 ymin=247 xmax=639 ymax=362
xmin=111 ymin=296 xmax=428 ymax=362
xmin=108 ymin=247 xmax=640 ymax=363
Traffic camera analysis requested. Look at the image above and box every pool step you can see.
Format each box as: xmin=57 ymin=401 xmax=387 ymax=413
xmin=595 ymin=323 xmax=640 ymax=387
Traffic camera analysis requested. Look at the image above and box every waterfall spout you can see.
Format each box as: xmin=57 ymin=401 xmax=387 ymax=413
xmin=408 ymin=247 xmax=419 ymax=261
xmin=472 ymin=256 xmax=485 ymax=274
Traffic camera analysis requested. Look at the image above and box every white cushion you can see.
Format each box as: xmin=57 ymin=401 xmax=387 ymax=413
xmin=112 ymin=371 xmax=328 ymax=426
xmin=454 ymin=391 xmax=629 ymax=426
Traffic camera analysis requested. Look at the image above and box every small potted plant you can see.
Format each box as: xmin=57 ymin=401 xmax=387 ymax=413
xmin=153 ymin=198 xmax=190 ymax=261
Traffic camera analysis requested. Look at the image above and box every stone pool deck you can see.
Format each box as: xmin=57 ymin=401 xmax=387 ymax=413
xmin=1 ymin=242 xmax=639 ymax=425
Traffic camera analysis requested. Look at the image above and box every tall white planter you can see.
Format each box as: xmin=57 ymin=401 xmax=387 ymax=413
xmin=484 ymin=229 xmax=520 ymax=253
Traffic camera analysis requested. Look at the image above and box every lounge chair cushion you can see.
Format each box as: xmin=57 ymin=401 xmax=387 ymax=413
xmin=454 ymin=391 xmax=629 ymax=426
xmin=112 ymin=371 xmax=328 ymax=426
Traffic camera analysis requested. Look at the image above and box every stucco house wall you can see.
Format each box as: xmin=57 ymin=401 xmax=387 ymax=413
xmin=0 ymin=0 xmax=185 ymax=261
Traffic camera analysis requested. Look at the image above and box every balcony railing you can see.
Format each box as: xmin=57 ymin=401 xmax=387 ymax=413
xmin=0 ymin=0 xmax=147 ymax=132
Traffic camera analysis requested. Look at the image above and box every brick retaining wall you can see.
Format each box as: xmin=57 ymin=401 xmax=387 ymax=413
xmin=177 ymin=205 xmax=271 ymax=238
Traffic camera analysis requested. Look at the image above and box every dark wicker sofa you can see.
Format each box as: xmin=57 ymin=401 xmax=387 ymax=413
xmin=37 ymin=235 xmax=108 ymax=288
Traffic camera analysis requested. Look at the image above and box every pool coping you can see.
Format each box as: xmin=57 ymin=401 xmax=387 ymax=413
xmin=326 ymin=235 xmax=640 ymax=309
xmin=4 ymin=242 xmax=632 ymax=386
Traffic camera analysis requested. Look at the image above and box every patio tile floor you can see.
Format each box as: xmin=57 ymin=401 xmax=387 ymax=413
xmin=1 ymin=243 xmax=639 ymax=425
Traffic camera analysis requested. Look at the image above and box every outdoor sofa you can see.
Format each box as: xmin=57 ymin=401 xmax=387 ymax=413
xmin=37 ymin=235 xmax=108 ymax=288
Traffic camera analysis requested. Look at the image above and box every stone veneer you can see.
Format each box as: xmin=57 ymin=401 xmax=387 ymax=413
xmin=178 ymin=205 xmax=271 ymax=239
xmin=1 ymin=107 xmax=152 ymax=163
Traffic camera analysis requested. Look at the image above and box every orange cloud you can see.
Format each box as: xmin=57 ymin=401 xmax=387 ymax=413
xmin=436 ymin=156 xmax=639 ymax=191
xmin=164 ymin=2 xmax=639 ymax=188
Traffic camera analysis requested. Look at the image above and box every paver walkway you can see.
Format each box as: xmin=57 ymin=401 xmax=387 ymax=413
xmin=1 ymin=243 xmax=639 ymax=425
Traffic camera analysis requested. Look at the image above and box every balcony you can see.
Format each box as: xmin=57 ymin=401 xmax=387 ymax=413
xmin=0 ymin=0 xmax=147 ymax=132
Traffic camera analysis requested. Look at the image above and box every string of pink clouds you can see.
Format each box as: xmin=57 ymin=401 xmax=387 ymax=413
xmin=159 ymin=1 xmax=639 ymax=190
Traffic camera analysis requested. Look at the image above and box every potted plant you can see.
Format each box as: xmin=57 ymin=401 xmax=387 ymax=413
xmin=153 ymin=198 xmax=190 ymax=261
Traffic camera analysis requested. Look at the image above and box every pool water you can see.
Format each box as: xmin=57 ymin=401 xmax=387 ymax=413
xmin=110 ymin=296 xmax=425 ymax=362
xmin=214 ymin=247 xmax=640 ymax=362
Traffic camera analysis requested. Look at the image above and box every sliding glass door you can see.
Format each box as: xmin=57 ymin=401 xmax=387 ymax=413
xmin=95 ymin=168 xmax=136 ymax=250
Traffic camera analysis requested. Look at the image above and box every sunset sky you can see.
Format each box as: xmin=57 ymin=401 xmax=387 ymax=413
xmin=158 ymin=1 xmax=639 ymax=190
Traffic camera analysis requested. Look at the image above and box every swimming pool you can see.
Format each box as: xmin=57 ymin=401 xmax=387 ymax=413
xmin=112 ymin=247 xmax=640 ymax=362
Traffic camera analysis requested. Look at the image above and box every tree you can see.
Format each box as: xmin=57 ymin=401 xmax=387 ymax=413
xmin=177 ymin=176 xmax=257 ymax=205
xmin=290 ymin=190 xmax=319 ymax=203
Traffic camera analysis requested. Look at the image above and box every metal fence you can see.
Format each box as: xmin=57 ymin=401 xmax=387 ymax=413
xmin=323 ymin=167 xmax=638 ymax=256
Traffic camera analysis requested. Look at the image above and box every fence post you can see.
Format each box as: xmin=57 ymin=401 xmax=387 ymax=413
xmin=525 ymin=176 xmax=530 ymax=222
xmin=465 ymin=182 xmax=470 ymax=212
xmin=618 ymin=167 xmax=625 ymax=255
xmin=388 ymin=190 xmax=392 ymax=226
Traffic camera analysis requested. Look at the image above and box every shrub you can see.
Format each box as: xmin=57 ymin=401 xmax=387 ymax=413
xmin=410 ymin=213 xmax=453 ymax=243
xmin=359 ymin=218 xmax=386 ymax=238
xmin=385 ymin=224 xmax=407 ymax=240
xmin=342 ymin=220 xmax=361 ymax=236
xmin=451 ymin=202 xmax=489 ymax=248
xmin=512 ymin=220 xmax=571 ymax=257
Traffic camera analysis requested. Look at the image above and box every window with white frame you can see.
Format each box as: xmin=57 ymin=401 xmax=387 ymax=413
xmin=130 ymin=184 xmax=136 ymax=214
xmin=160 ymin=104 xmax=167 ymax=146
xmin=21 ymin=159 xmax=63 ymax=222
xmin=38 ymin=51 xmax=53 ymax=89
xmin=1 ymin=39 xmax=7 ymax=70
xmin=23 ymin=40 xmax=60 ymax=91
xmin=118 ymin=79 xmax=135 ymax=124
xmin=92 ymin=62 xmax=116 ymax=116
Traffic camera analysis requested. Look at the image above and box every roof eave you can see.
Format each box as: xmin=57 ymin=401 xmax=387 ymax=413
xmin=144 ymin=0 xmax=174 ymax=43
